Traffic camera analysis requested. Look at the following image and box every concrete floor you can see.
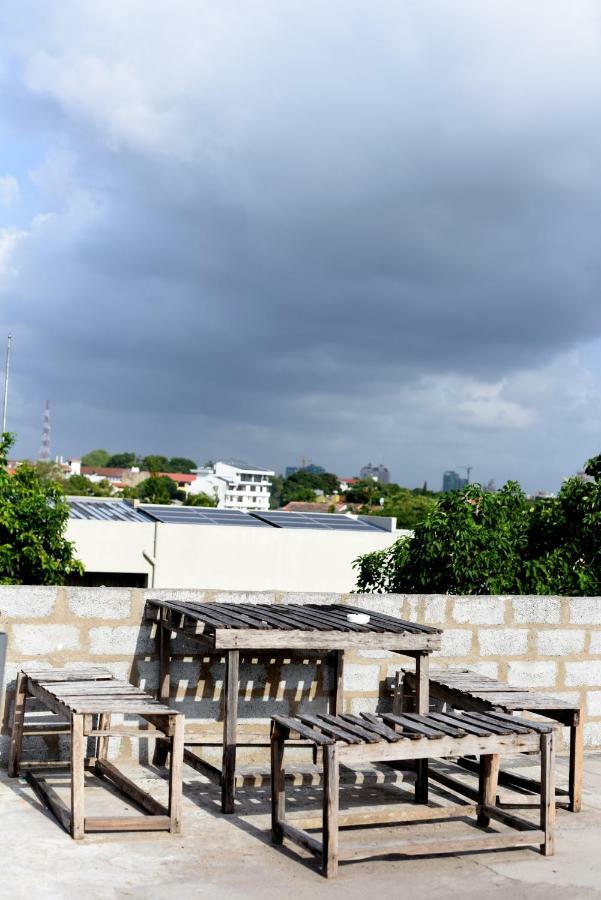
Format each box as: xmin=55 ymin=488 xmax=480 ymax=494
xmin=2 ymin=754 xmax=601 ymax=899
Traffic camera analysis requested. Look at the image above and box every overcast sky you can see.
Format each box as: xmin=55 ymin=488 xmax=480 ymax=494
xmin=1 ymin=1 xmax=600 ymax=491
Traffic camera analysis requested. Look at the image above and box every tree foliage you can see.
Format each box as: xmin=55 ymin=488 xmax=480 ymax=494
xmin=62 ymin=475 xmax=113 ymax=497
xmin=106 ymin=452 xmax=138 ymax=468
xmin=270 ymin=470 xmax=339 ymax=508
xmin=168 ymin=457 xmax=197 ymax=473
xmin=136 ymin=475 xmax=181 ymax=504
xmin=142 ymin=455 xmax=169 ymax=474
xmin=0 ymin=433 xmax=82 ymax=584
xmin=81 ymin=449 xmax=110 ymax=467
xmin=354 ymin=457 xmax=601 ymax=596
xmin=184 ymin=492 xmax=217 ymax=507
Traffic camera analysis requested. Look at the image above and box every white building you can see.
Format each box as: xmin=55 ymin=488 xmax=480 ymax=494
xmin=66 ymin=499 xmax=401 ymax=592
xmin=190 ymin=459 xmax=274 ymax=510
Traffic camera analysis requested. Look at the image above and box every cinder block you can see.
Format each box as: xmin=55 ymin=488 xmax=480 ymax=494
xmin=0 ymin=586 xmax=57 ymax=618
xmin=357 ymin=649 xmax=394 ymax=659
xmin=213 ymin=591 xmax=278 ymax=605
xmin=437 ymin=629 xmax=472 ymax=657
xmin=343 ymin=664 xmax=381 ymax=693
xmin=423 ymin=596 xmax=447 ymax=624
xmin=507 ymin=661 xmax=557 ymax=688
xmin=565 ymin=661 xmax=601 ymax=687
xmin=479 ymin=629 xmax=528 ymax=657
xmin=67 ymin=587 xmax=131 ymax=620
xmin=349 ymin=696 xmax=378 ymax=715
xmin=468 ymin=662 xmax=499 ymax=679
xmin=347 ymin=595 xmax=404 ymax=617
xmin=89 ymin=625 xmax=154 ymax=656
xmin=570 ymin=598 xmax=601 ymax=625
xmin=536 ymin=630 xmax=585 ymax=656
xmin=452 ymin=597 xmax=505 ymax=625
xmin=584 ymin=722 xmax=601 ymax=748
xmin=12 ymin=624 xmax=80 ymax=655
xmin=587 ymin=632 xmax=601 ymax=654
xmin=512 ymin=596 xmax=561 ymax=624
xmin=587 ymin=691 xmax=601 ymax=717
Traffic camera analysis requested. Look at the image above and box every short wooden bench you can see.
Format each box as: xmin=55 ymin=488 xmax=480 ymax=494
xmin=271 ymin=709 xmax=556 ymax=878
xmin=396 ymin=668 xmax=583 ymax=812
xmin=9 ymin=666 xmax=184 ymax=839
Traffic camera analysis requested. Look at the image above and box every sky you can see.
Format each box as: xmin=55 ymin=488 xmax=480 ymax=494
xmin=1 ymin=1 xmax=601 ymax=492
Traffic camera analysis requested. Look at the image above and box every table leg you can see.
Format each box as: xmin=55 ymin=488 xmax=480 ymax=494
xmin=332 ymin=650 xmax=344 ymax=715
xmin=153 ymin=612 xmax=171 ymax=766
xmin=8 ymin=672 xmax=28 ymax=777
xmin=415 ymin=653 xmax=429 ymax=803
xmin=271 ymin=725 xmax=285 ymax=844
xmin=322 ymin=744 xmax=339 ymax=878
xmin=221 ymin=649 xmax=239 ymax=814
xmin=569 ymin=711 xmax=583 ymax=813
xmin=71 ymin=714 xmax=85 ymax=840
xmin=540 ymin=731 xmax=556 ymax=856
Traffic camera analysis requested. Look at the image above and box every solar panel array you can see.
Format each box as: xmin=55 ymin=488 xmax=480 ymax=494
xmin=68 ymin=500 xmax=152 ymax=523
xmin=68 ymin=500 xmax=382 ymax=531
xmin=250 ymin=511 xmax=376 ymax=531
xmin=139 ymin=505 xmax=270 ymax=527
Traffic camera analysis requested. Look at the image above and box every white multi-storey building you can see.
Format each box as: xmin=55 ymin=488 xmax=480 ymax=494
xmin=189 ymin=459 xmax=274 ymax=510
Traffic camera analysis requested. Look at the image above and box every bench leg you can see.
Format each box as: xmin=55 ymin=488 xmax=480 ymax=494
xmin=71 ymin=714 xmax=85 ymax=840
xmin=569 ymin=713 xmax=583 ymax=813
xmin=169 ymin=714 xmax=184 ymax=834
xmin=478 ymin=753 xmax=500 ymax=826
xmin=8 ymin=672 xmax=28 ymax=777
xmin=322 ymin=744 xmax=339 ymax=878
xmin=153 ymin=615 xmax=171 ymax=767
xmin=271 ymin=727 xmax=285 ymax=845
xmin=221 ymin=649 xmax=239 ymax=814
xmin=540 ymin=732 xmax=555 ymax=856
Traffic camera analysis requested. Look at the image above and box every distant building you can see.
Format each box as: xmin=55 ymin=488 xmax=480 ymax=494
xmin=359 ymin=463 xmax=390 ymax=484
xmin=442 ymin=470 xmax=468 ymax=492
xmin=285 ymin=463 xmax=326 ymax=477
xmin=190 ymin=459 xmax=274 ymax=511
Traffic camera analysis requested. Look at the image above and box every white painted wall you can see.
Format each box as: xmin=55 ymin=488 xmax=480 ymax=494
xmin=66 ymin=519 xmax=398 ymax=592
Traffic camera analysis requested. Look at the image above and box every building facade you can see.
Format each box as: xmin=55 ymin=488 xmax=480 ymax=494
xmin=359 ymin=463 xmax=390 ymax=484
xmin=189 ymin=459 xmax=274 ymax=510
xmin=442 ymin=470 xmax=468 ymax=492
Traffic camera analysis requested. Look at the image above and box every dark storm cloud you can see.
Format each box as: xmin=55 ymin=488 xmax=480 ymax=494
xmin=1 ymin=1 xmax=601 ymax=489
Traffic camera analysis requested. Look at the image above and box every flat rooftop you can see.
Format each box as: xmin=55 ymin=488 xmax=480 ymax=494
xmin=2 ymin=753 xmax=601 ymax=899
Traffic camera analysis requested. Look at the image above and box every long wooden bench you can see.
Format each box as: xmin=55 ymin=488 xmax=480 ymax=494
xmin=9 ymin=666 xmax=184 ymax=839
xmin=271 ymin=709 xmax=556 ymax=878
xmin=397 ymin=667 xmax=583 ymax=812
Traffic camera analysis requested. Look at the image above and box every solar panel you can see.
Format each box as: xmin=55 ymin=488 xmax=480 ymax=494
xmin=250 ymin=511 xmax=377 ymax=531
xmin=68 ymin=500 xmax=152 ymax=523
xmin=140 ymin=506 xmax=270 ymax=527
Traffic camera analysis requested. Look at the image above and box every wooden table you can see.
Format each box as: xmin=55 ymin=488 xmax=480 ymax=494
xmin=146 ymin=599 xmax=441 ymax=812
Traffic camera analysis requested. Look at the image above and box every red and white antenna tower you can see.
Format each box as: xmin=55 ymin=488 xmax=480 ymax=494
xmin=38 ymin=400 xmax=51 ymax=461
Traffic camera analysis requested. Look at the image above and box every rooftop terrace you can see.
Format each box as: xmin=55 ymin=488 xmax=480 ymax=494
xmin=2 ymin=754 xmax=601 ymax=899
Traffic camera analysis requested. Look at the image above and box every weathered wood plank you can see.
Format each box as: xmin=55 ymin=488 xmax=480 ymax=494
xmin=338 ymin=830 xmax=546 ymax=860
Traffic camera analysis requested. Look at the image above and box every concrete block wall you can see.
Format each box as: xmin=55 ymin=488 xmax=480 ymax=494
xmin=1 ymin=586 xmax=601 ymax=764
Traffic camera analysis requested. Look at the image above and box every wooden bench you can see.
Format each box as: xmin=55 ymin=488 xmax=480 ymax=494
xmin=397 ymin=667 xmax=583 ymax=812
xmin=271 ymin=709 xmax=556 ymax=878
xmin=9 ymin=666 xmax=184 ymax=839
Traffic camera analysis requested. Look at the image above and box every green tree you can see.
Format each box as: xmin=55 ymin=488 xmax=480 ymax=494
xmin=354 ymin=456 xmax=601 ymax=596
xmin=63 ymin=475 xmax=113 ymax=497
xmin=81 ymin=449 xmax=110 ymax=467
xmin=184 ymin=492 xmax=217 ymax=507
xmin=137 ymin=476 xmax=178 ymax=504
xmin=168 ymin=457 xmax=198 ymax=474
xmin=106 ymin=452 xmax=138 ymax=468
xmin=142 ymin=455 xmax=169 ymax=473
xmin=0 ymin=433 xmax=82 ymax=584
xmin=28 ymin=461 xmax=67 ymax=484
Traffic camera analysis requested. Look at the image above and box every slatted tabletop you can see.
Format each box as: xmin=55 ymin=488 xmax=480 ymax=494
xmin=26 ymin=670 xmax=180 ymax=716
xmin=146 ymin=600 xmax=442 ymax=650
xmin=273 ymin=709 xmax=555 ymax=747
xmin=424 ymin=667 xmax=578 ymax=711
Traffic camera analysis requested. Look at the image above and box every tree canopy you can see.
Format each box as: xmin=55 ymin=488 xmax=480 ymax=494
xmin=0 ymin=433 xmax=82 ymax=584
xmin=184 ymin=492 xmax=217 ymax=507
xmin=136 ymin=475 xmax=181 ymax=504
xmin=81 ymin=449 xmax=110 ymax=467
xmin=354 ymin=455 xmax=601 ymax=596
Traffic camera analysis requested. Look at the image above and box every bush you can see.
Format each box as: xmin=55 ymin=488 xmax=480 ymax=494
xmin=0 ymin=433 xmax=82 ymax=584
xmin=354 ymin=454 xmax=601 ymax=596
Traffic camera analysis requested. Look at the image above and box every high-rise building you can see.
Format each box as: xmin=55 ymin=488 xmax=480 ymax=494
xmin=285 ymin=463 xmax=326 ymax=477
xmin=360 ymin=463 xmax=390 ymax=484
xmin=442 ymin=470 xmax=468 ymax=492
